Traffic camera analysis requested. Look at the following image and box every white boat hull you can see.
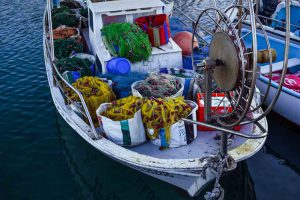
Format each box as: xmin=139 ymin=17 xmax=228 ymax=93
xmin=257 ymin=78 xmax=300 ymax=126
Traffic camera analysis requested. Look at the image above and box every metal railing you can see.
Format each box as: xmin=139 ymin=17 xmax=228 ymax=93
xmin=165 ymin=0 xmax=268 ymax=139
xmin=44 ymin=2 xmax=99 ymax=139
xmin=257 ymin=14 xmax=300 ymax=32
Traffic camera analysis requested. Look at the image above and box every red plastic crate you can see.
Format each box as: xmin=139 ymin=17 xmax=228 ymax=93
xmin=197 ymin=93 xmax=241 ymax=131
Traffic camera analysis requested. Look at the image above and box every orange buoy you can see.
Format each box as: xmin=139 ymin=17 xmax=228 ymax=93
xmin=173 ymin=31 xmax=199 ymax=56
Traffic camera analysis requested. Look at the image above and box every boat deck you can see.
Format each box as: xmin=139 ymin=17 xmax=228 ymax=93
xmin=78 ymin=18 xmax=255 ymax=160
xmin=128 ymin=125 xmax=251 ymax=159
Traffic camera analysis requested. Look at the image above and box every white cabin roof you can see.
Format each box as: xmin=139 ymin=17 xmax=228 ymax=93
xmin=88 ymin=0 xmax=164 ymax=13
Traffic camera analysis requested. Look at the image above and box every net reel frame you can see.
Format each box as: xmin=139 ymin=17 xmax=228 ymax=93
xmin=189 ymin=0 xmax=291 ymax=132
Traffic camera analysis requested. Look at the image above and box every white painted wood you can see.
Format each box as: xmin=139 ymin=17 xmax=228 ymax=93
xmin=101 ymin=39 xmax=183 ymax=73
xmin=86 ymin=0 xmax=182 ymax=74
xmin=87 ymin=0 xmax=164 ymax=14
xmin=260 ymin=58 xmax=300 ymax=74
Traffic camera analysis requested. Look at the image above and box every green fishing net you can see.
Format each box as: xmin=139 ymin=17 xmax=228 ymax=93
xmin=60 ymin=1 xmax=82 ymax=9
xmin=80 ymin=8 xmax=88 ymax=18
xmin=54 ymin=38 xmax=83 ymax=59
xmin=101 ymin=23 xmax=152 ymax=63
xmin=52 ymin=6 xmax=77 ymax=29
xmin=51 ymin=6 xmax=72 ymax=16
xmin=52 ymin=11 xmax=77 ymax=29
xmin=56 ymin=57 xmax=92 ymax=76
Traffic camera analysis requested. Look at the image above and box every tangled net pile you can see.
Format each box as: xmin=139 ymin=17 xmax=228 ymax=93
xmin=54 ymin=38 xmax=83 ymax=59
xmin=101 ymin=96 xmax=143 ymax=121
xmin=134 ymin=74 xmax=181 ymax=98
xmin=56 ymin=57 xmax=92 ymax=75
xmin=101 ymin=23 xmax=152 ymax=62
xmin=142 ymin=97 xmax=192 ymax=144
xmin=52 ymin=6 xmax=77 ymax=29
xmin=69 ymin=77 xmax=116 ymax=122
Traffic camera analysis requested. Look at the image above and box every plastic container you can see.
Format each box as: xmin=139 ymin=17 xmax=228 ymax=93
xmin=197 ymin=93 xmax=241 ymax=131
xmin=106 ymin=57 xmax=131 ymax=75
xmin=135 ymin=14 xmax=171 ymax=47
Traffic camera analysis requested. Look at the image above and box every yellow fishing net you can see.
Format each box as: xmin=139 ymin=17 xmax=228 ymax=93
xmin=142 ymin=97 xmax=192 ymax=143
xmin=68 ymin=76 xmax=116 ymax=123
xmin=101 ymin=96 xmax=143 ymax=121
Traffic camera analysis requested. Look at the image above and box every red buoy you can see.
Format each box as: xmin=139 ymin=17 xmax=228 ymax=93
xmin=173 ymin=31 xmax=199 ymax=56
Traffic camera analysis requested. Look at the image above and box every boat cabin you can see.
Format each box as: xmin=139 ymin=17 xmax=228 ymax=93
xmin=86 ymin=0 xmax=182 ymax=73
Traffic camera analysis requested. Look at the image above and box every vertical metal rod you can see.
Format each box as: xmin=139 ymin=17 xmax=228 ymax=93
xmin=220 ymin=132 xmax=228 ymax=158
xmin=238 ymin=0 xmax=243 ymax=36
xmin=204 ymin=69 xmax=212 ymax=122
xmin=255 ymin=0 xmax=260 ymax=15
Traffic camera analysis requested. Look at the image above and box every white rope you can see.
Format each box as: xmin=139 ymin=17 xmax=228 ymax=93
xmin=204 ymin=154 xmax=227 ymax=200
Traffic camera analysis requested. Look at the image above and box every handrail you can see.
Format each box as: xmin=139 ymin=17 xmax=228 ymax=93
xmin=257 ymin=14 xmax=300 ymax=31
xmin=182 ymin=118 xmax=267 ymax=139
xmin=44 ymin=6 xmax=99 ymax=139
xmin=46 ymin=0 xmax=55 ymax=60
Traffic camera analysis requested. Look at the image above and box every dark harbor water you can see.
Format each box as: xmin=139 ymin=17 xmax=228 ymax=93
xmin=1 ymin=0 xmax=300 ymax=199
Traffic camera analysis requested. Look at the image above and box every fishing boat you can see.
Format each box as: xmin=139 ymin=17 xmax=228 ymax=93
xmin=258 ymin=0 xmax=300 ymax=42
xmin=43 ymin=0 xmax=290 ymax=198
xmin=241 ymin=0 xmax=300 ymax=126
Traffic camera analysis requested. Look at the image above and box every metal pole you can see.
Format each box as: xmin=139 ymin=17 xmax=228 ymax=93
xmin=255 ymin=0 xmax=260 ymax=15
xmin=204 ymin=68 xmax=212 ymax=123
xmin=182 ymin=118 xmax=268 ymax=139
xmin=220 ymin=132 xmax=228 ymax=157
xmin=47 ymin=0 xmax=55 ymax=60
xmin=45 ymin=41 xmax=100 ymax=139
xmin=238 ymin=0 xmax=243 ymax=36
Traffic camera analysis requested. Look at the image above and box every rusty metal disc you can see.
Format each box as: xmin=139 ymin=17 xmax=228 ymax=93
xmin=209 ymin=31 xmax=240 ymax=91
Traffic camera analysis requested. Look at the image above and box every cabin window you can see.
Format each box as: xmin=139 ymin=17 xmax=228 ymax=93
xmin=95 ymin=55 xmax=102 ymax=74
xmin=102 ymin=14 xmax=126 ymax=26
xmin=132 ymin=11 xmax=156 ymax=21
xmin=89 ymin=9 xmax=94 ymax=32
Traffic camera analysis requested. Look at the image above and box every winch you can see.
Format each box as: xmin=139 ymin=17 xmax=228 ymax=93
xmin=185 ymin=0 xmax=291 ymax=199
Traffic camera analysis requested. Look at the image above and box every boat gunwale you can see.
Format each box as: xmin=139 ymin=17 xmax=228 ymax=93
xmin=240 ymin=28 xmax=300 ymax=99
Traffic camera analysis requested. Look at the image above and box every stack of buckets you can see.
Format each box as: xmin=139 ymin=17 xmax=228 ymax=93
xmin=106 ymin=57 xmax=131 ymax=75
